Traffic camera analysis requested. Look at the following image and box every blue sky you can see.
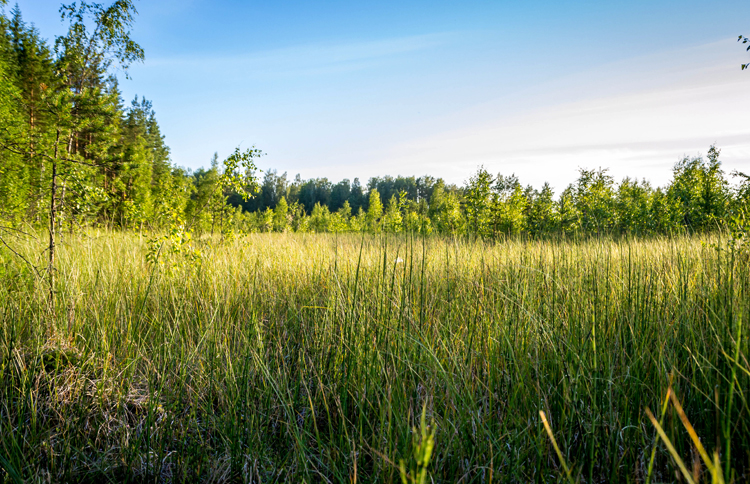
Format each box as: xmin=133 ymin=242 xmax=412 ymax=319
xmin=9 ymin=0 xmax=750 ymax=190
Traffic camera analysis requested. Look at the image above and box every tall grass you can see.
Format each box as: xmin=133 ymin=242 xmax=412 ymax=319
xmin=0 ymin=232 xmax=747 ymax=482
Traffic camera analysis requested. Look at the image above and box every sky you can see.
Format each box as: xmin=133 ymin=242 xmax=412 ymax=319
xmin=8 ymin=0 xmax=750 ymax=191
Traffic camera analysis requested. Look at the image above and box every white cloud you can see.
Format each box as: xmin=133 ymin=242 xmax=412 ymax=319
xmin=354 ymin=39 xmax=750 ymax=189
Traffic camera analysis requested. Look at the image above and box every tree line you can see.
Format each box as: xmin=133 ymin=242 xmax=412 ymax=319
xmin=224 ymin=147 xmax=749 ymax=238
xmin=0 ymin=2 xmax=748 ymax=243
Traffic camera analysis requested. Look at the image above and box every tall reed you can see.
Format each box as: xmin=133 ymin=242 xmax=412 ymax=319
xmin=0 ymin=232 xmax=747 ymax=482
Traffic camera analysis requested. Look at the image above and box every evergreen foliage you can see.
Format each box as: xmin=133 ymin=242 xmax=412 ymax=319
xmin=0 ymin=3 xmax=747 ymax=243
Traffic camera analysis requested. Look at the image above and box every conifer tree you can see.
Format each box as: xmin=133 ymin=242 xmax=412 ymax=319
xmin=7 ymin=7 xmax=56 ymax=221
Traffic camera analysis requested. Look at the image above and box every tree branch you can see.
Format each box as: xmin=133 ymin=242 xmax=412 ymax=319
xmin=0 ymin=231 xmax=42 ymax=278
xmin=0 ymin=224 xmax=37 ymax=239
xmin=0 ymin=141 xmax=98 ymax=167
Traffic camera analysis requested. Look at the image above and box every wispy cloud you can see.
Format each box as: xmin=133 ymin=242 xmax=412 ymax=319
xmin=365 ymin=39 xmax=750 ymax=188
xmin=147 ymin=33 xmax=456 ymax=79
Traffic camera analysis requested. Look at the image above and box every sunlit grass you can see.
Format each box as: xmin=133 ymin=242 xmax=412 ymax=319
xmin=0 ymin=232 xmax=747 ymax=482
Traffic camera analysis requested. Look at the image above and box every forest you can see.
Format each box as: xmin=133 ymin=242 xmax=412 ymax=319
xmin=1 ymin=4 xmax=749 ymax=241
xmin=1 ymin=2 xmax=749 ymax=483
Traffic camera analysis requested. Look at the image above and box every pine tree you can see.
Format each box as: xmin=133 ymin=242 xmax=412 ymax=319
xmin=0 ymin=30 xmax=27 ymax=223
xmin=7 ymin=6 xmax=57 ymax=221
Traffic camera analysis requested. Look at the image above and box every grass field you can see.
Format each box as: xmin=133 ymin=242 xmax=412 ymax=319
xmin=0 ymin=232 xmax=747 ymax=483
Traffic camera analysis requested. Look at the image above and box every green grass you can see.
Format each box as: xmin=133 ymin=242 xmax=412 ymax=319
xmin=0 ymin=232 xmax=747 ymax=482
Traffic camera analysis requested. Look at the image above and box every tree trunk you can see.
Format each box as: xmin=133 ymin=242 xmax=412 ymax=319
xmin=59 ymin=179 xmax=67 ymax=243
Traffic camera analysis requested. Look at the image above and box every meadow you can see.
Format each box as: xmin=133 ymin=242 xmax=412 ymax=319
xmin=0 ymin=232 xmax=747 ymax=483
